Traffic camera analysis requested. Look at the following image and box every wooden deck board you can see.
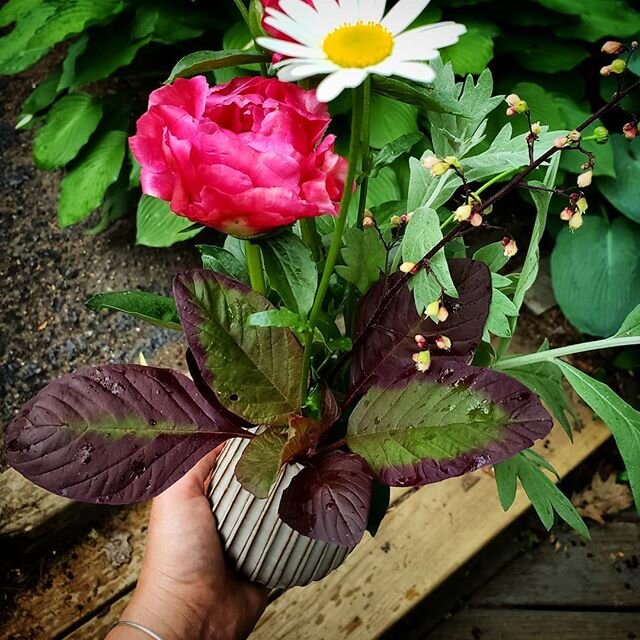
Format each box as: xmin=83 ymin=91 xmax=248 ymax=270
xmin=427 ymin=610 xmax=640 ymax=640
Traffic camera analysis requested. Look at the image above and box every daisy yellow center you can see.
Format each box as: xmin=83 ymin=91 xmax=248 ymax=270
xmin=323 ymin=21 xmax=394 ymax=68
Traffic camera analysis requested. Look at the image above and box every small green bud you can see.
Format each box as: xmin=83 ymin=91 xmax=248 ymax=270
xmin=593 ymin=126 xmax=609 ymax=144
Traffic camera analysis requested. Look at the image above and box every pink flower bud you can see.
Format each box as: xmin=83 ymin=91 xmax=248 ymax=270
xmin=600 ymin=65 xmax=612 ymax=77
xmin=601 ymin=40 xmax=625 ymax=55
xmin=435 ymin=335 xmax=452 ymax=351
xmin=469 ymin=213 xmax=483 ymax=227
xmin=502 ymin=238 xmax=518 ymax=258
xmin=568 ymin=211 xmax=584 ymax=231
xmin=577 ymin=170 xmax=593 ymax=188
xmin=531 ymin=121 xmax=543 ymax=136
xmin=437 ymin=305 xmax=450 ymax=323
xmin=560 ymin=207 xmax=574 ymax=222
xmin=554 ymin=136 xmax=569 ymax=149
xmin=414 ymin=334 xmax=427 ymax=349
xmin=623 ymin=122 xmax=638 ymax=140
xmin=568 ymin=130 xmax=581 ymax=142
xmin=422 ymin=156 xmax=439 ymax=170
xmin=412 ymin=350 xmax=432 ymax=373
xmin=363 ymin=216 xmax=375 ymax=228
xmin=506 ymin=107 xmax=517 ymax=117
xmin=505 ymin=94 xmax=521 ymax=107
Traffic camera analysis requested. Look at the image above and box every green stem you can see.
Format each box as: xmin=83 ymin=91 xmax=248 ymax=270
xmin=496 ymin=336 xmax=640 ymax=371
xmin=357 ymin=77 xmax=372 ymax=225
xmin=244 ymin=240 xmax=267 ymax=295
xmin=300 ymin=218 xmax=322 ymax=262
xmin=475 ymin=168 xmax=520 ymax=197
xmin=299 ymin=85 xmax=365 ymax=401
xmin=231 ymin=0 xmax=269 ymax=76
xmin=440 ymin=213 xmax=455 ymax=232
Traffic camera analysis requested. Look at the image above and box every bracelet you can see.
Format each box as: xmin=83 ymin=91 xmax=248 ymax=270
xmin=109 ymin=620 xmax=165 ymax=640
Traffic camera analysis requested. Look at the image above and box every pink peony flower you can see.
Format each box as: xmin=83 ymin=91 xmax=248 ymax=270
xmin=129 ymin=75 xmax=347 ymax=237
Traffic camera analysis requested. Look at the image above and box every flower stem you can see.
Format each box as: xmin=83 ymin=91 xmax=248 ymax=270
xmin=475 ymin=168 xmax=519 ymax=196
xmin=299 ymin=85 xmax=365 ymax=402
xmin=244 ymin=240 xmax=267 ymax=295
xmin=300 ymin=218 xmax=322 ymax=262
xmin=357 ymin=77 xmax=372 ymax=225
xmin=231 ymin=0 xmax=269 ymax=77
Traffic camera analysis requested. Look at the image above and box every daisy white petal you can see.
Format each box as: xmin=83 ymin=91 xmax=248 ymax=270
xmin=256 ymin=37 xmax=324 ymax=59
xmin=392 ymin=30 xmax=440 ymax=61
xmin=316 ymin=69 xmax=368 ymax=103
xmin=278 ymin=62 xmax=339 ymax=82
xmin=404 ymin=21 xmax=467 ymax=49
xmin=365 ymin=0 xmax=387 ymax=23
xmin=264 ymin=13 xmax=321 ymax=47
xmin=382 ymin=0 xmax=431 ymax=35
xmin=278 ymin=0 xmax=320 ymax=25
xmin=388 ymin=60 xmax=436 ymax=84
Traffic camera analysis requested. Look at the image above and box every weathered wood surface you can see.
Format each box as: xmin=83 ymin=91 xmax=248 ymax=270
xmin=250 ymin=412 xmax=610 ymax=640
xmin=473 ymin=522 xmax=640 ymax=609
xmin=65 ymin=595 xmax=131 ymax=640
xmin=428 ymin=610 xmax=640 ymax=640
xmin=0 ymin=504 xmax=149 ymax=640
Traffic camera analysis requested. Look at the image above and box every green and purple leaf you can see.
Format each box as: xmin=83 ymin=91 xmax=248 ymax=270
xmin=349 ymin=259 xmax=492 ymax=399
xmin=346 ymin=362 xmax=553 ymax=487
xmin=5 ymin=365 xmax=248 ymax=504
xmin=279 ymin=451 xmax=373 ymax=547
xmin=235 ymin=428 xmax=288 ymax=499
xmin=174 ymin=270 xmax=304 ymax=426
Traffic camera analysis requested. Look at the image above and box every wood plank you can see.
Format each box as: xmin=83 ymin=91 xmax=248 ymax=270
xmin=471 ymin=522 xmax=640 ymax=609
xmin=427 ymin=609 xmax=640 ymax=640
xmin=65 ymin=594 xmax=132 ymax=640
xmin=0 ymin=504 xmax=149 ymax=640
xmin=250 ymin=412 xmax=610 ymax=640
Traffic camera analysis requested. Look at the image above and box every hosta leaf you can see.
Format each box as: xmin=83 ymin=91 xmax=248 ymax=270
xmin=599 ymin=136 xmax=640 ymax=224
xmin=441 ymin=24 xmax=495 ymax=75
xmin=5 ymin=365 xmax=247 ymax=504
xmin=615 ymin=305 xmax=640 ymax=339
xmin=369 ymin=93 xmax=418 ymax=149
xmin=58 ymin=129 xmax=127 ymax=227
xmin=370 ymin=132 xmax=423 ymax=177
xmin=278 ymin=451 xmax=373 ymax=547
xmin=350 ymin=259 xmax=492 ymax=399
xmin=136 ymin=195 xmax=203 ymax=247
xmin=551 ymin=216 xmax=640 ymax=337
xmin=235 ymin=428 xmax=287 ymax=499
xmin=346 ymin=362 xmax=553 ymax=486
xmin=33 ymin=94 xmax=103 ymax=170
xmin=556 ymin=360 xmax=640 ymax=511
xmin=16 ymin=67 xmax=62 ymax=128
xmin=166 ymin=49 xmax=270 ymax=83
xmin=174 ymin=270 xmax=304 ymax=426
xmin=259 ymin=231 xmax=318 ymax=317
xmin=86 ymin=291 xmax=181 ymax=331
xmin=336 ymin=228 xmax=386 ymax=295
xmin=495 ymin=451 xmax=589 ymax=537
xmin=199 ymin=245 xmax=249 ymax=284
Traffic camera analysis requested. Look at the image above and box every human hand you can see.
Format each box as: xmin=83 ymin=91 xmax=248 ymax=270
xmin=107 ymin=447 xmax=268 ymax=640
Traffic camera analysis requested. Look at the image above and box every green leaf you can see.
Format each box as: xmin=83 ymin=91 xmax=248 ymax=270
xmin=235 ymin=429 xmax=287 ymax=499
xmin=599 ymin=135 xmax=640 ymax=224
xmin=33 ymin=93 xmax=103 ymax=170
xmin=86 ymin=291 xmax=181 ymax=331
xmin=495 ymin=451 xmax=589 ymax=537
xmin=16 ymin=66 xmax=62 ymax=128
xmin=551 ymin=216 xmax=640 ymax=337
xmin=499 ymin=35 xmax=589 ymax=73
xmin=614 ymin=305 xmax=640 ymax=339
xmin=247 ymin=309 xmax=307 ymax=334
xmin=512 ymin=155 xmax=561 ymax=312
xmin=473 ymin=242 xmax=510 ymax=273
xmin=136 ymin=196 xmax=203 ymax=248
xmin=483 ymin=284 xmax=518 ymax=340
xmin=441 ymin=24 xmax=495 ymax=75
xmin=166 ymin=49 xmax=270 ymax=83
xmin=0 ymin=0 xmax=41 ymax=27
xmin=198 ymin=245 xmax=250 ymax=284
xmin=403 ymin=206 xmax=457 ymax=313
xmin=369 ymin=93 xmax=419 ymax=150
xmin=370 ymin=132 xmax=422 ymax=177
xmin=556 ymin=360 xmax=640 ymax=511
xmin=87 ymin=175 xmax=134 ymax=235
xmin=259 ymin=231 xmax=318 ymax=317
xmin=371 ymin=75 xmax=460 ymax=116
xmin=58 ymin=129 xmax=127 ymax=228
xmin=506 ymin=360 xmax=576 ymax=439
xmin=336 ymin=227 xmax=386 ymax=295
xmin=174 ymin=270 xmax=304 ymax=426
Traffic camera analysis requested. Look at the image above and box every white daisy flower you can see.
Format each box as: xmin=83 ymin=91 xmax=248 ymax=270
xmin=256 ymin=0 xmax=466 ymax=103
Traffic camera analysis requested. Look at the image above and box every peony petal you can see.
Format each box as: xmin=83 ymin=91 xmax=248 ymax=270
xmin=382 ymin=0 xmax=431 ymax=35
xmin=148 ymin=76 xmax=209 ymax=119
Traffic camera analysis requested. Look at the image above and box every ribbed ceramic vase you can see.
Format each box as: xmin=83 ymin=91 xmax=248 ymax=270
xmin=208 ymin=436 xmax=352 ymax=590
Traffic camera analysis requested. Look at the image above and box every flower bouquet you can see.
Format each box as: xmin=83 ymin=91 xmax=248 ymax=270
xmin=6 ymin=0 xmax=640 ymax=591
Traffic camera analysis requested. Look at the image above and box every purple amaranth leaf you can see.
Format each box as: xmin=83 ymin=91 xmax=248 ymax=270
xmin=5 ymin=365 xmax=248 ymax=504
xmin=279 ymin=451 xmax=373 ymax=547
xmin=349 ymin=259 xmax=491 ymax=400
xmin=346 ymin=360 xmax=553 ymax=487
xmin=174 ymin=270 xmax=303 ymax=426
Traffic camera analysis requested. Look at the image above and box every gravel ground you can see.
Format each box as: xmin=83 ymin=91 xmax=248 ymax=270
xmin=0 ymin=62 xmax=199 ymax=436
